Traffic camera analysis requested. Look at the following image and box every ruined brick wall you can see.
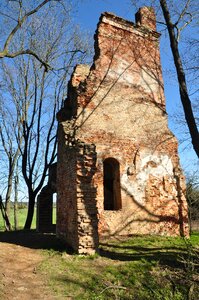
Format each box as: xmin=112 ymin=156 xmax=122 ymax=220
xmin=56 ymin=125 xmax=78 ymax=250
xmin=57 ymin=7 xmax=189 ymax=250
xmin=56 ymin=133 xmax=99 ymax=254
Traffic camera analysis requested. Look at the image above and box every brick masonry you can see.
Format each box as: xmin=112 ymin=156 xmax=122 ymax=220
xmin=56 ymin=140 xmax=99 ymax=254
xmin=56 ymin=7 xmax=189 ymax=254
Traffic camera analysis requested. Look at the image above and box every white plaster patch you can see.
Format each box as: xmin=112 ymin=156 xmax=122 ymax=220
xmin=121 ymin=153 xmax=175 ymax=205
xmin=140 ymin=154 xmax=173 ymax=176
xmin=107 ymin=59 xmax=136 ymax=86
xmin=139 ymin=69 xmax=158 ymax=93
xmin=107 ymin=62 xmax=158 ymax=94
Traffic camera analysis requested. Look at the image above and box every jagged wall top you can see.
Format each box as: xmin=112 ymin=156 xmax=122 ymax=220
xmin=99 ymin=7 xmax=159 ymax=37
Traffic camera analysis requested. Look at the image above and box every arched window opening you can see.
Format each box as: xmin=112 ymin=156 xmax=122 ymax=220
xmin=103 ymin=158 xmax=122 ymax=210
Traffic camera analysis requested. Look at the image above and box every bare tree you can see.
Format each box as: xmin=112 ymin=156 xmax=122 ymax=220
xmin=159 ymin=0 xmax=199 ymax=158
xmin=0 ymin=90 xmax=22 ymax=218
xmin=131 ymin=0 xmax=199 ymax=159
xmin=0 ymin=0 xmax=90 ymax=229
xmin=0 ymin=0 xmax=68 ymax=225
xmin=14 ymin=163 xmax=19 ymax=230
xmin=0 ymin=0 xmax=66 ymax=70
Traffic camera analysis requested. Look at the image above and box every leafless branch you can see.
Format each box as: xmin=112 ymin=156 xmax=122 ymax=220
xmin=0 ymin=0 xmax=61 ymax=70
xmin=175 ymin=12 xmax=193 ymax=42
xmin=0 ymin=11 xmax=18 ymax=22
xmin=4 ymin=0 xmax=52 ymax=51
xmin=1 ymin=49 xmax=51 ymax=72
xmin=174 ymin=0 xmax=191 ymax=27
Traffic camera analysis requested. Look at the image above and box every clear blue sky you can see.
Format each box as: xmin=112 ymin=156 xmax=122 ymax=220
xmin=76 ymin=0 xmax=198 ymax=174
xmin=76 ymin=0 xmax=134 ymax=30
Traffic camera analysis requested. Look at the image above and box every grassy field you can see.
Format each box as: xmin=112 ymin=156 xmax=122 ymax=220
xmin=38 ymin=233 xmax=199 ymax=300
xmin=0 ymin=206 xmax=56 ymax=230
xmin=0 ymin=207 xmax=36 ymax=230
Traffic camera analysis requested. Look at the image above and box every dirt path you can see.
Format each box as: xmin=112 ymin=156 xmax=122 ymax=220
xmin=0 ymin=243 xmax=56 ymax=300
xmin=0 ymin=231 xmax=63 ymax=300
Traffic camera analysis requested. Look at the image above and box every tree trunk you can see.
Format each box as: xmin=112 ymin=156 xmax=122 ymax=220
xmin=5 ymin=170 xmax=13 ymax=217
xmin=24 ymin=190 xmax=36 ymax=229
xmin=160 ymin=0 xmax=199 ymax=158
xmin=0 ymin=195 xmax=11 ymax=231
xmin=14 ymin=174 xmax=18 ymax=230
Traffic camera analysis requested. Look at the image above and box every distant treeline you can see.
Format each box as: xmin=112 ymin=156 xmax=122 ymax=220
xmin=1 ymin=202 xmax=56 ymax=209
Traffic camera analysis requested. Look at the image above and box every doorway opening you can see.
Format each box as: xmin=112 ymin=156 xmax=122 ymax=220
xmin=103 ymin=158 xmax=122 ymax=210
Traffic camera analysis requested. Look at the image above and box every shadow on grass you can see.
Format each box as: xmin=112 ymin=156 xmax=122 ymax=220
xmin=99 ymin=239 xmax=199 ymax=269
xmin=1 ymin=230 xmax=199 ymax=271
xmin=0 ymin=229 xmax=71 ymax=252
xmin=99 ymin=247 xmax=180 ymax=268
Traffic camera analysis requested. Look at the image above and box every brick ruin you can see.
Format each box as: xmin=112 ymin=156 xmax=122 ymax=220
xmin=41 ymin=7 xmax=189 ymax=254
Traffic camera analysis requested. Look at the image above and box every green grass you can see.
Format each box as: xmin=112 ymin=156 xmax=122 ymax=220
xmin=39 ymin=233 xmax=199 ymax=300
xmin=0 ymin=207 xmax=35 ymax=230
xmin=1 ymin=207 xmax=199 ymax=299
xmin=0 ymin=206 xmax=56 ymax=230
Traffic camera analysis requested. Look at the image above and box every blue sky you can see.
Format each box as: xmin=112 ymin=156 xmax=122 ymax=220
xmin=76 ymin=0 xmax=198 ymax=174
xmin=77 ymin=0 xmax=134 ymax=30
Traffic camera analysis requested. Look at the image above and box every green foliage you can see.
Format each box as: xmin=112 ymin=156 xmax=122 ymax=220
xmin=39 ymin=234 xmax=199 ymax=300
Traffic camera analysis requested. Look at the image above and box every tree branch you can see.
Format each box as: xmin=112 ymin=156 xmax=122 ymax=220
xmin=4 ymin=0 xmax=51 ymax=52
xmin=174 ymin=0 xmax=191 ymax=27
xmin=160 ymin=0 xmax=199 ymax=158
xmin=0 ymin=0 xmax=58 ymax=71
xmin=0 ymin=49 xmax=51 ymax=72
xmin=175 ymin=12 xmax=193 ymax=41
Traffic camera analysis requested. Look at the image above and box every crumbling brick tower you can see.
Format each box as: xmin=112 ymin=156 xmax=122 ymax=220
xmin=57 ymin=7 xmax=189 ymax=254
